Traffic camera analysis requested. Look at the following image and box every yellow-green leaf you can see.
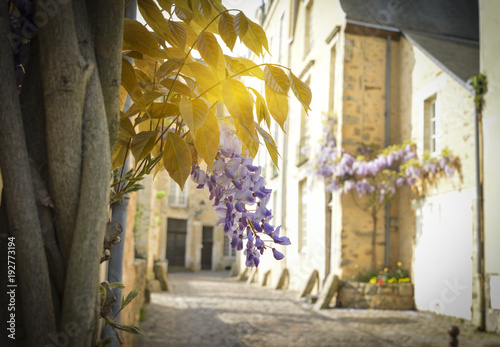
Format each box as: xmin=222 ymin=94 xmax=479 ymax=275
xmin=161 ymin=78 xmax=192 ymax=97
xmin=121 ymin=58 xmax=146 ymax=112
xmin=264 ymin=65 xmax=290 ymax=95
xmin=198 ymin=0 xmax=212 ymax=19
xmin=112 ymin=139 xmax=130 ymax=170
xmin=290 ymin=72 xmax=312 ymax=113
xmin=183 ymin=62 xmax=223 ymax=100
xmin=119 ymin=86 xmax=127 ymax=111
xmin=225 ymin=56 xmax=264 ymax=80
xmin=179 ymin=99 xmax=209 ymax=134
xmin=244 ymin=134 xmax=260 ymax=159
xmin=222 ymin=79 xmax=255 ymax=148
xmin=158 ymin=0 xmax=173 ymax=13
xmin=120 ymin=118 xmax=136 ymax=138
xmin=265 ymin=86 xmax=288 ymax=132
xmin=164 ymin=132 xmax=191 ymax=190
xmin=174 ymin=3 xmax=193 ymax=23
xmin=234 ymin=12 xmax=249 ymax=39
xmin=168 ymin=21 xmax=187 ymax=50
xmin=256 ymin=123 xmax=279 ymax=167
xmin=123 ymin=19 xmax=166 ymax=59
xmin=148 ymin=102 xmax=180 ymax=119
xmin=131 ymin=131 xmax=158 ymax=162
xmin=135 ymin=69 xmax=151 ymax=83
xmin=218 ymin=12 xmax=237 ymax=51
xmin=138 ymin=0 xmax=170 ymax=41
xmin=249 ymin=88 xmax=271 ymax=129
xmin=194 ymin=107 xmax=220 ymax=169
xmin=241 ymin=19 xmax=269 ymax=57
xmin=156 ymin=58 xmax=185 ymax=81
xmin=197 ymin=31 xmax=221 ymax=68
xmin=125 ymin=91 xmax=164 ymax=118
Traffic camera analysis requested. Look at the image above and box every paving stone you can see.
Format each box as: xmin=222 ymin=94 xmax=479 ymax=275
xmin=135 ymin=271 xmax=500 ymax=347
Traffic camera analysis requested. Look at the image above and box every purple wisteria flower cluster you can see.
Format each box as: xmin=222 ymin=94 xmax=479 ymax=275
xmin=312 ymin=116 xmax=462 ymax=203
xmin=191 ymin=129 xmax=290 ymax=267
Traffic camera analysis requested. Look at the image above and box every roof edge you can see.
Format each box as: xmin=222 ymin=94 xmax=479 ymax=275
xmin=402 ymin=32 xmax=475 ymax=94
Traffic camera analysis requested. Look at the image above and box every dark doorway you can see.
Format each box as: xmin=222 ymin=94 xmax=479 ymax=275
xmin=166 ymin=218 xmax=187 ymax=267
xmin=201 ymin=226 xmax=213 ymax=270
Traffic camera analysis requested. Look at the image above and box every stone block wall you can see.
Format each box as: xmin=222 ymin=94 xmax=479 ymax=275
xmin=337 ymin=281 xmax=415 ymax=310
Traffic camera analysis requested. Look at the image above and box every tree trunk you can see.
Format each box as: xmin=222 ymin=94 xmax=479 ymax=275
xmin=371 ymin=211 xmax=377 ymax=272
xmin=1 ymin=0 xmax=124 ymax=345
xmin=0 ymin=2 xmax=56 ymax=344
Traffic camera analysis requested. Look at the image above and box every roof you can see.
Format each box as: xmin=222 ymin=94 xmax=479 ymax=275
xmin=339 ymin=0 xmax=479 ymax=41
xmin=403 ymin=31 xmax=478 ymax=91
xmin=339 ymin=0 xmax=479 ymax=89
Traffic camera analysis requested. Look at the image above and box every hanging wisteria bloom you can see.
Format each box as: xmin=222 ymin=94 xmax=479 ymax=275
xmin=312 ymin=114 xmax=462 ymax=202
xmin=191 ymin=128 xmax=290 ymax=267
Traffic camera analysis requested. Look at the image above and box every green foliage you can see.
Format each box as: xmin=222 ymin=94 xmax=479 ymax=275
xmin=357 ymin=265 xmax=410 ymax=284
xmin=112 ymin=0 xmax=311 ymax=202
xmin=121 ymin=289 xmax=141 ymax=312
xmin=100 ymin=287 xmax=143 ymax=345
xmin=156 ymin=190 xmax=167 ymax=200
xmin=470 ymin=74 xmax=488 ymax=112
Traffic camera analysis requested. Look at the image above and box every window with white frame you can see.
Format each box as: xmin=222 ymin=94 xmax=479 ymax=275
xmin=223 ymin=236 xmax=236 ymax=257
xmin=304 ymin=1 xmax=313 ymax=55
xmin=272 ymin=190 xmax=278 ymax=218
xmin=271 ymin=122 xmax=279 ymax=177
xmin=297 ymin=77 xmax=310 ymax=166
xmin=168 ymin=179 xmax=188 ymax=208
xmin=278 ymin=13 xmax=285 ymax=63
xmin=424 ymin=95 xmax=439 ymax=154
xmin=298 ymin=179 xmax=308 ymax=252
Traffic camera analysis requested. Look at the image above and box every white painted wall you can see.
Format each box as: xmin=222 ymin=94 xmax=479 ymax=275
xmin=414 ymin=188 xmax=475 ymax=319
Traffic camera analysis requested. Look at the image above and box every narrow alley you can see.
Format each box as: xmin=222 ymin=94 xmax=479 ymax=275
xmin=135 ymin=272 xmax=500 ymax=347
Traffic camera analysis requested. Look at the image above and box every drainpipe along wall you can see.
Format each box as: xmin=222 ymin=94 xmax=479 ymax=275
xmin=101 ymin=2 xmax=137 ymax=345
xmin=475 ymin=102 xmax=486 ymax=331
xmin=384 ymin=36 xmax=391 ymax=268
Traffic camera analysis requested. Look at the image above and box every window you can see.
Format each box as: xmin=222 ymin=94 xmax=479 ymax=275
xmin=298 ymin=179 xmax=308 ymax=252
xmin=424 ymin=95 xmax=439 ymax=154
xmin=328 ymin=46 xmax=336 ymax=115
xmin=297 ymin=77 xmax=310 ymax=166
xmin=223 ymin=236 xmax=236 ymax=257
xmin=271 ymin=123 xmax=279 ymax=177
xmin=272 ymin=190 xmax=278 ymax=218
xmin=304 ymin=1 xmax=313 ymax=55
xmin=278 ymin=13 xmax=285 ymax=63
xmin=168 ymin=179 xmax=188 ymax=208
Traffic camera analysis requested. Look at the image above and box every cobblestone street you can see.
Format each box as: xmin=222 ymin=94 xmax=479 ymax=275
xmin=135 ymin=272 xmax=500 ymax=347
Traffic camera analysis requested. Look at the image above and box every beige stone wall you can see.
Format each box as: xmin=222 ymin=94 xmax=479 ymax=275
xmin=155 ymin=170 xmax=234 ymax=271
xmin=134 ymin=175 xmax=159 ymax=279
xmin=337 ymin=282 xmax=414 ymax=310
xmin=338 ymin=33 xmax=389 ymax=279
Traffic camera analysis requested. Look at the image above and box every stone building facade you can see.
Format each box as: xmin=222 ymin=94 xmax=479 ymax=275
xmin=235 ymin=0 xmax=499 ymax=333
xmin=134 ymin=170 xmax=236 ymax=274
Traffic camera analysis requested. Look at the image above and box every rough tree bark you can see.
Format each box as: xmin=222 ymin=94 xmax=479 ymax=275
xmin=0 ymin=2 xmax=56 ymax=345
xmin=0 ymin=0 xmax=124 ymax=345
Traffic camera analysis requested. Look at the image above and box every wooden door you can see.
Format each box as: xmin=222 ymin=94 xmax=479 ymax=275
xmin=166 ymin=218 xmax=187 ymax=267
xmin=201 ymin=226 xmax=213 ymax=270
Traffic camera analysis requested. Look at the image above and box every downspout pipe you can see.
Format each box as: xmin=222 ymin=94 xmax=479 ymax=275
xmin=470 ymin=74 xmax=486 ymax=331
xmin=384 ymin=36 xmax=391 ymax=268
xmin=474 ymin=102 xmax=486 ymax=331
xmin=101 ymin=2 xmax=136 ymax=345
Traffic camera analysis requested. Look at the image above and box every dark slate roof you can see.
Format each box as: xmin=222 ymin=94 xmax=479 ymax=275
xmin=403 ymin=31 xmax=478 ymax=90
xmin=339 ymin=0 xmax=479 ymax=89
xmin=339 ymin=0 xmax=479 ymax=41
